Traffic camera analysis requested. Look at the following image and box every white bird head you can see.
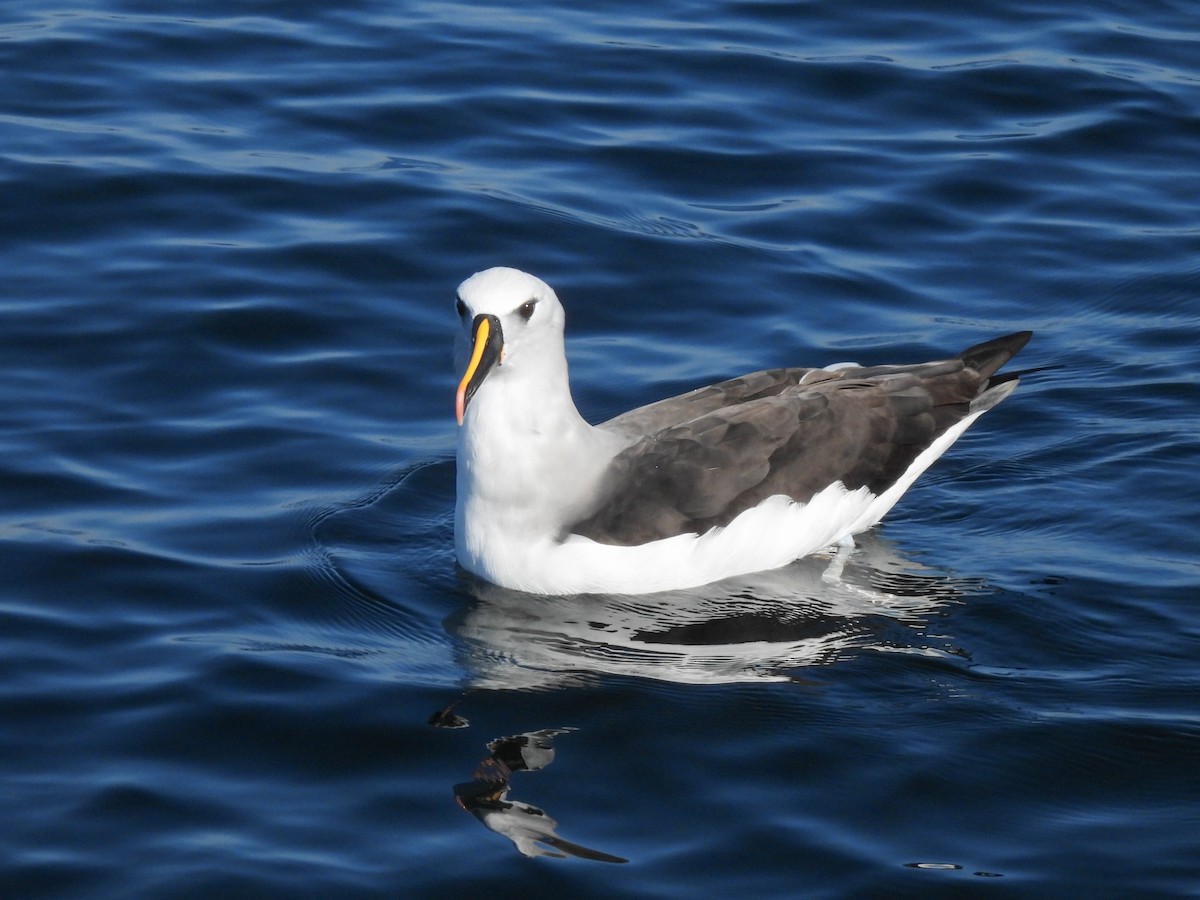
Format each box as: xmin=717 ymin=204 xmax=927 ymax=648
xmin=454 ymin=267 xmax=568 ymax=425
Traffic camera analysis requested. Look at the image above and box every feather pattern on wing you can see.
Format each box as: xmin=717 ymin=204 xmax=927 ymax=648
xmin=571 ymin=332 xmax=1031 ymax=545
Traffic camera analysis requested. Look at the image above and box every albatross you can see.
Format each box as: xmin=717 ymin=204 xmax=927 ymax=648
xmin=453 ymin=267 xmax=1030 ymax=595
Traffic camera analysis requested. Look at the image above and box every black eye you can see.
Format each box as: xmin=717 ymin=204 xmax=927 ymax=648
xmin=518 ymin=299 xmax=537 ymax=320
xmin=455 ymin=298 xmax=468 ymax=319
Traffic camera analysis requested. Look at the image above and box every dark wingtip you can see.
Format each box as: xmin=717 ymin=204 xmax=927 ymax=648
xmin=958 ymin=330 xmax=1033 ymax=381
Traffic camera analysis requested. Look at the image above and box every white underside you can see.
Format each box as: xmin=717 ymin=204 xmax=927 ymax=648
xmin=459 ymin=407 xmax=988 ymax=595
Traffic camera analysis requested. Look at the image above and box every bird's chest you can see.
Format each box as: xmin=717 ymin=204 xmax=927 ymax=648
xmin=457 ymin=421 xmax=611 ymax=542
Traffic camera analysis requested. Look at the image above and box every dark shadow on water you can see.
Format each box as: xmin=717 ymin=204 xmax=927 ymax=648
xmin=437 ymin=725 xmax=627 ymax=863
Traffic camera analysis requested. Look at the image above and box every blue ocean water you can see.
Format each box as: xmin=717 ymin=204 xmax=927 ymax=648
xmin=2 ymin=0 xmax=1198 ymax=896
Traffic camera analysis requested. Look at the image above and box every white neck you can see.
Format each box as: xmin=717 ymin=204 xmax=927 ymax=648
xmin=454 ymin=356 xmax=623 ymax=583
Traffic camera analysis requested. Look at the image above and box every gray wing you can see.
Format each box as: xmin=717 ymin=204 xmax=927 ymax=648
xmin=600 ymin=367 xmax=826 ymax=439
xmin=571 ymin=332 xmax=1031 ymax=545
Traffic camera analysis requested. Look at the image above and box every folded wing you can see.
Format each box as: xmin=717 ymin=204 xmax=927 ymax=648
xmin=572 ymin=332 xmax=1031 ymax=545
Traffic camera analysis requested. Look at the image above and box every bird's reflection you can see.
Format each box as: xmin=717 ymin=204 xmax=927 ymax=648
xmin=445 ymin=725 xmax=627 ymax=863
xmin=319 ymin=463 xmax=986 ymax=863
xmin=448 ymin=533 xmax=979 ymax=689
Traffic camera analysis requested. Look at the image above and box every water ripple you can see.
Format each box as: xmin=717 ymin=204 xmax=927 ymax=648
xmin=2 ymin=0 xmax=1199 ymax=895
